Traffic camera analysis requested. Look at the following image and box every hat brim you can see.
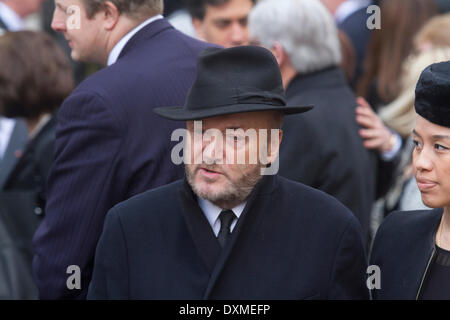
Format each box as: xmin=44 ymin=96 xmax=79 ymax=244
xmin=153 ymin=103 xmax=313 ymax=121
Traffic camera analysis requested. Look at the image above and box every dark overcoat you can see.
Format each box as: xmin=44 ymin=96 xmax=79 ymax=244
xmin=88 ymin=175 xmax=369 ymax=300
xmin=279 ymin=67 xmax=377 ymax=242
xmin=370 ymin=208 xmax=443 ymax=299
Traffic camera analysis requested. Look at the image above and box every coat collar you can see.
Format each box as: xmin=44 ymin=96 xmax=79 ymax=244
xmin=410 ymin=208 xmax=443 ymax=298
xmin=177 ymin=173 xmax=279 ymax=297
xmin=108 ymin=15 xmax=163 ymax=66
xmin=117 ymin=18 xmax=173 ymax=61
xmin=286 ymin=66 xmax=347 ymax=98
xmin=3 ymin=116 xmax=56 ymax=189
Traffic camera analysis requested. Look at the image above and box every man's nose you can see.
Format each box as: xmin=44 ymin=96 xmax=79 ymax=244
xmin=202 ymin=135 xmax=224 ymax=164
xmin=229 ymin=23 xmax=248 ymax=46
xmin=51 ymin=10 xmax=66 ymax=33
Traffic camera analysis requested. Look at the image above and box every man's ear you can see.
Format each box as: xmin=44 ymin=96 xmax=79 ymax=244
xmin=271 ymin=42 xmax=287 ymax=67
xmin=267 ymin=128 xmax=283 ymax=165
xmin=102 ymin=1 xmax=120 ymax=30
xmin=192 ymin=17 xmax=206 ymax=40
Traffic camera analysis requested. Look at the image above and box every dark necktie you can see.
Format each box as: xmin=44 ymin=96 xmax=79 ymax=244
xmin=217 ymin=210 xmax=236 ymax=248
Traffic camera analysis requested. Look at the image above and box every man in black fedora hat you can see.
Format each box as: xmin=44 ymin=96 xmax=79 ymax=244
xmin=87 ymin=46 xmax=369 ymax=300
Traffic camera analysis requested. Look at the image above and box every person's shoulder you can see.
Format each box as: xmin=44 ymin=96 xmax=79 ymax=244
xmin=110 ymin=179 xmax=184 ymax=220
xmin=376 ymin=208 xmax=442 ymax=238
xmin=111 ymin=180 xmax=183 ymax=225
xmin=276 ymin=176 xmax=355 ymax=221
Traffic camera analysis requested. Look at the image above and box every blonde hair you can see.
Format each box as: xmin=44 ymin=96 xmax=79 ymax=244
xmin=414 ymin=13 xmax=450 ymax=50
xmin=379 ymin=47 xmax=450 ymax=137
xmin=379 ymin=14 xmax=450 ymax=138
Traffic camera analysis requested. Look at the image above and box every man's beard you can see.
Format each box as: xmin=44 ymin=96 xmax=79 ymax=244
xmin=185 ymin=163 xmax=263 ymax=208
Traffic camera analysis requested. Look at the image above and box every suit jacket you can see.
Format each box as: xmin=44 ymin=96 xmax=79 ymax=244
xmin=0 ymin=118 xmax=28 ymax=189
xmin=369 ymin=208 xmax=442 ymax=300
xmin=279 ymin=67 xmax=376 ymax=243
xmin=0 ymin=116 xmax=55 ymax=299
xmin=32 ymin=18 xmax=213 ymax=299
xmin=87 ymin=175 xmax=369 ymax=300
xmin=4 ymin=116 xmax=56 ymax=195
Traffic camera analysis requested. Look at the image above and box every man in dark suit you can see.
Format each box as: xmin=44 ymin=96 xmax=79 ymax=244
xmin=88 ymin=46 xmax=369 ymax=300
xmin=32 ymin=0 xmax=213 ymax=299
xmin=249 ymin=0 xmax=376 ymax=243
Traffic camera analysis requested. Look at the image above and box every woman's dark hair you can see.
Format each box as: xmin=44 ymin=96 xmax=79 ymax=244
xmin=0 ymin=31 xmax=74 ymax=119
xmin=357 ymin=0 xmax=437 ymax=106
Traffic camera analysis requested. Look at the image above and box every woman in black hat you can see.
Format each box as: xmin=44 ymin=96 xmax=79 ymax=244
xmin=370 ymin=61 xmax=450 ymax=300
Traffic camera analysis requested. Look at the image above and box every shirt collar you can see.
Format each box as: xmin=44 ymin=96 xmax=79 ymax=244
xmin=0 ymin=117 xmax=16 ymax=159
xmin=29 ymin=113 xmax=51 ymax=140
xmin=335 ymin=0 xmax=371 ymax=25
xmin=0 ymin=2 xmax=24 ymax=31
xmin=198 ymin=197 xmax=246 ymax=229
xmin=107 ymin=14 xmax=163 ymax=66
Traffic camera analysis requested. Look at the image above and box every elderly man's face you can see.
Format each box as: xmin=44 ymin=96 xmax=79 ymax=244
xmin=193 ymin=0 xmax=253 ymax=48
xmin=185 ymin=111 xmax=282 ymax=209
xmin=413 ymin=115 xmax=450 ymax=209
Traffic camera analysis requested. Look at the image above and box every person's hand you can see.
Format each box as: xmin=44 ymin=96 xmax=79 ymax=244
xmin=355 ymin=97 xmax=396 ymax=153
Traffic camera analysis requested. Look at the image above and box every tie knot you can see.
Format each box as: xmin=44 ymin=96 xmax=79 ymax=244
xmin=219 ymin=210 xmax=236 ymax=232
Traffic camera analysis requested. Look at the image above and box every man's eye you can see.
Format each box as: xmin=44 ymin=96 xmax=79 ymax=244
xmin=215 ymin=21 xmax=230 ymax=29
xmin=239 ymin=18 xmax=248 ymax=27
xmin=413 ymin=140 xmax=422 ymax=149
xmin=435 ymin=143 xmax=449 ymax=151
xmin=227 ymin=135 xmax=243 ymax=142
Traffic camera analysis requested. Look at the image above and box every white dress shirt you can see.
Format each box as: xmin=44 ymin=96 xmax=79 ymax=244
xmin=198 ymin=197 xmax=246 ymax=237
xmin=0 ymin=1 xmax=24 ymax=31
xmin=335 ymin=0 xmax=371 ymax=25
xmin=0 ymin=117 xmax=15 ymax=159
xmin=107 ymin=14 xmax=163 ymax=66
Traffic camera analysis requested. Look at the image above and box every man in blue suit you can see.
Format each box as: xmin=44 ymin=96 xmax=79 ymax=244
xmin=32 ymin=0 xmax=213 ymax=299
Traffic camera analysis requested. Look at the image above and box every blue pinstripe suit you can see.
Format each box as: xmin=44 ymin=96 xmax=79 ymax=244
xmin=32 ymin=18 xmax=213 ymax=299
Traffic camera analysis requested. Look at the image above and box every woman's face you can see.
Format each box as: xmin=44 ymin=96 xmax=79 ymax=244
xmin=413 ymin=115 xmax=450 ymax=208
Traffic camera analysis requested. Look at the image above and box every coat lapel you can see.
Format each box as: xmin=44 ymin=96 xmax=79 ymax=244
xmin=202 ymin=175 xmax=278 ymax=299
xmin=0 ymin=119 xmax=28 ymax=189
xmin=177 ymin=180 xmax=222 ymax=274
xmin=0 ymin=17 xmax=8 ymax=32
xmin=401 ymin=208 xmax=443 ymax=299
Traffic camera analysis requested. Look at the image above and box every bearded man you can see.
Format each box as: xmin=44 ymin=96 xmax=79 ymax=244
xmin=87 ymin=46 xmax=369 ymax=300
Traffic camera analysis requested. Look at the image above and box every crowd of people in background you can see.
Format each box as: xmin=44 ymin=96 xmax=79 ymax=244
xmin=1 ymin=0 xmax=450 ymax=300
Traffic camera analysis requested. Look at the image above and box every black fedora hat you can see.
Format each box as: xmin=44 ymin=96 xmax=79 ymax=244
xmin=415 ymin=61 xmax=450 ymax=127
xmin=154 ymin=46 xmax=313 ymax=120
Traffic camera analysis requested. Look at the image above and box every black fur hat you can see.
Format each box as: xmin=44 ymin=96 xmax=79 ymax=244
xmin=415 ymin=61 xmax=450 ymax=128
